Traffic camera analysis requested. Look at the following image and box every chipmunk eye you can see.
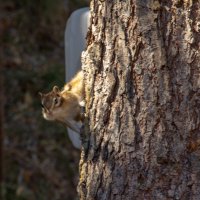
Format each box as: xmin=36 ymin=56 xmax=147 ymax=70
xmin=54 ymin=98 xmax=58 ymax=104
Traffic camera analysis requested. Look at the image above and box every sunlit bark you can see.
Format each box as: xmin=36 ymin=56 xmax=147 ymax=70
xmin=79 ymin=0 xmax=200 ymax=199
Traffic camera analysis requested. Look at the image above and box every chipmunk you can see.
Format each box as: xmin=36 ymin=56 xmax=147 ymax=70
xmin=39 ymin=71 xmax=84 ymax=133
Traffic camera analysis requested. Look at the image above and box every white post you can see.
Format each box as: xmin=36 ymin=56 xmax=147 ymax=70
xmin=64 ymin=7 xmax=90 ymax=148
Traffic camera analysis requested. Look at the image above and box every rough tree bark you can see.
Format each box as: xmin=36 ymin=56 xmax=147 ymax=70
xmin=79 ymin=0 xmax=200 ymax=199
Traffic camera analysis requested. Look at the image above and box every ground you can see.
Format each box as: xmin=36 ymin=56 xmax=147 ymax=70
xmin=1 ymin=0 xmax=88 ymax=199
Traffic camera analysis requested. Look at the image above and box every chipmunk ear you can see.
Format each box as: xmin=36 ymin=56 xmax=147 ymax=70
xmin=38 ymin=92 xmax=43 ymax=97
xmin=53 ymin=86 xmax=60 ymax=93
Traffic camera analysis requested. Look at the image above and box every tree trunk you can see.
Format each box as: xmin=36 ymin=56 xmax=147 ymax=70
xmin=79 ymin=0 xmax=200 ymax=199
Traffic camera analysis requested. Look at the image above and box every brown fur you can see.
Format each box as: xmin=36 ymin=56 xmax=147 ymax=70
xmin=39 ymin=71 xmax=84 ymax=132
xmin=63 ymin=71 xmax=84 ymax=102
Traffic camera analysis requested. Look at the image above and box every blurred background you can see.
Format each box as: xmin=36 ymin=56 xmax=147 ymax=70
xmin=0 ymin=0 xmax=89 ymax=199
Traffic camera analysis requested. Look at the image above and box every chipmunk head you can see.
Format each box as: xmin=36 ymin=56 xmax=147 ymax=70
xmin=39 ymin=86 xmax=63 ymax=121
